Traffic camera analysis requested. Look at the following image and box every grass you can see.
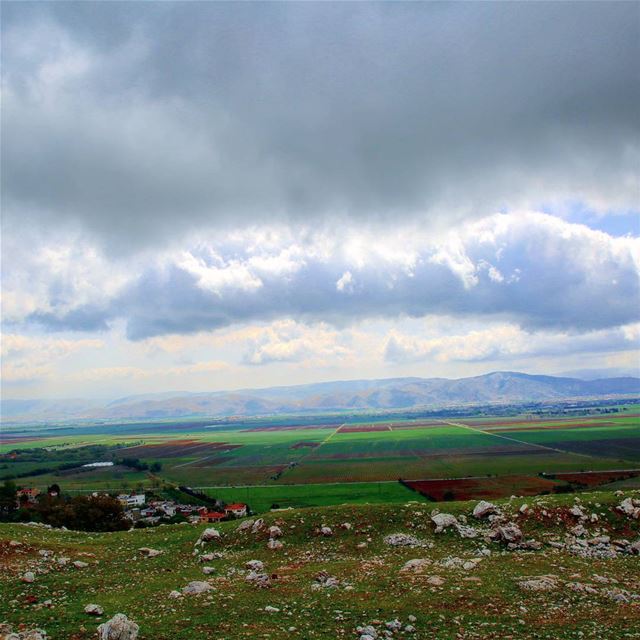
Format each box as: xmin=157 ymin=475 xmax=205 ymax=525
xmin=0 ymin=490 xmax=638 ymax=639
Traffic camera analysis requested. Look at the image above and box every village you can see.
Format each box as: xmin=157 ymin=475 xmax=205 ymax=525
xmin=7 ymin=484 xmax=248 ymax=529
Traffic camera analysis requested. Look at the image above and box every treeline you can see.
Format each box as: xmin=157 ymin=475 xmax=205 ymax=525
xmin=0 ymin=480 xmax=128 ymax=531
xmin=117 ymin=457 xmax=162 ymax=472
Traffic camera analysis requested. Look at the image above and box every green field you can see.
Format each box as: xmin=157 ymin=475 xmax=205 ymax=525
xmin=2 ymin=406 xmax=639 ymax=507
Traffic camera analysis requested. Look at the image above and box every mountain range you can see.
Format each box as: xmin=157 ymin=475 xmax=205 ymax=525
xmin=2 ymin=371 xmax=639 ymax=423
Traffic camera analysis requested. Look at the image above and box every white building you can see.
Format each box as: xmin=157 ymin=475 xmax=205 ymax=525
xmin=117 ymin=493 xmax=146 ymax=508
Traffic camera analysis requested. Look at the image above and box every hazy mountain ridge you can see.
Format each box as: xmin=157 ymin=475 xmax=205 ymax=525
xmin=2 ymin=372 xmax=639 ymax=423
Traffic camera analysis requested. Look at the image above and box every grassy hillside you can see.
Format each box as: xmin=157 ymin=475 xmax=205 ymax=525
xmin=1 ymin=491 xmax=639 ymax=639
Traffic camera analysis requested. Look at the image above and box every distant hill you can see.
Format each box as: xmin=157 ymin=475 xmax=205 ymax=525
xmin=2 ymin=371 xmax=639 ymax=423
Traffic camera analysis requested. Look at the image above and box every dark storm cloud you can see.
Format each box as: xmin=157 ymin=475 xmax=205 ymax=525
xmin=2 ymin=2 xmax=638 ymax=248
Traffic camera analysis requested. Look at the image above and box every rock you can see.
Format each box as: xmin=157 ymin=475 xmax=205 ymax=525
xmin=182 ymin=581 xmax=212 ymax=595
xmin=197 ymin=528 xmax=221 ymax=545
xmin=358 ymin=625 xmax=378 ymax=639
xmin=519 ymin=504 xmax=529 ymax=514
xmin=246 ymin=571 xmax=271 ymax=588
xmin=311 ymin=571 xmax=340 ymax=589
xmin=618 ymin=497 xmax=640 ymax=519
xmin=264 ymin=606 xmax=280 ymax=613
xmin=571 ymin=524 xmax=587 ymax=537
xmin=431 ymin=513 xmax=458 ymax=533
xmin=490 ymin=523 xmax=523 ymax=544
xmin=73 ymin=561 xmax=89 ymax=569
xmin=137 ymin=547 xmax=162 ymax=558
xmin=518 ymin=576 xmax=558 ymax=591
xmin=426 ymin=575 xmax=445 ymax=586
xmin=455 ymin=524 xmax=478 ymax=539
xmin=199 ymin=552 xmax=222 ymax=562
xmin=168 ymin=591 xmax=181 ymax=599
xmin=385 ymin=619 xmax=402 ymax=631
xmin=569 ymin=505 xmax=585 ymax=518
xmin=8 ymin=540 xmax=22 ymax=547
xmin=408 ymin=615 xmax=417 ymax=623
xmin=237 ymin=519 xmax=254 ymax=532
xmin=341 ymin=522 xmax=352 ymax=530
xmin=405 ymin=625 xmax=416 ymax=633
xmin=320 ymin=526 xmax=333 ymax=537
xmin=57 ymin=557 xmax=69 ymax=566
xmin=20 ymin=631 xmax=47 ymax=640
xmin=246 ymin=559 xmax=265 ymax=571
xmin=268 ymin=525 xmax=283 ymax=538
xmin=251 ymin=518 xmax=265 ymax=533
xmin=97 ymin=614 xmax=139 ymax=640
xmin=473 ymin=500 xmax=498 ymax=519
xmin=384 ymin=533 xmax=425 ymax=547
xmin=202 ymin=566 xmax=215 ymax=575
xmin=628 ymin=540 xmax=640 ymax=555
xmin=85 ymin=604 xmax=104 ymax=616
xmin=267 ymin=538 xmax=283 ymax=550
xmin=22 ymin=571 xmax=35 ymax=583
xmin=400 ymin=558 xmax=431 ymax=573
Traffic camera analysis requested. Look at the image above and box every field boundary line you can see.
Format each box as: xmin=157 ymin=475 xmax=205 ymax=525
xmin=440 ymin=420 xmax=598 ymax=460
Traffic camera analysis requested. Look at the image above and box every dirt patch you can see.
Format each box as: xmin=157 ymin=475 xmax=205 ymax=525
xmin=122 ymin=440 xmax=242 ymax=458
xmin=290 ymin=442 xmax=321 ymax=450
xmin=403 ymin=475 xmax=560 ymax=501
xmin=338 ymin=425 xmax=391 ymax=433
xmin=545 ymin=470 xmax=640 ymax=487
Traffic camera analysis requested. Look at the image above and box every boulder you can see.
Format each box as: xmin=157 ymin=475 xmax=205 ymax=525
xmin=251 ymin=518 xmax=265 ymax=533
xmin=268 ymin=525 xmax=283 ymax=538
xmin=97 ymin=614 xmax=139 ymax=640
xmin=22 ymin=571 xmax=35 ymax=583
xmin=246 ymin=571 xmax=271 ymax=588
xmin=384 ymin=533 xmax=424 ymax=547
xmin=320 ymin=526 xmax=333 ymax=537
xmin=237 ymin=519 xmax=254 ymax=532
xmin=197 ymin=528 xmax=221 ymax=545
xmin=490 ymin=523 xmax=523 ymax=544
xmin=618 ymin=497 xmax=640 ymax=519
xmin=518 ymin=576 xmax=558 ymax=592
xmin=182 ymin=581 xmax=212 ymax=595
xmin=267 ymin=538 xmax=283 ymax=550
xmin=400 ymin=558 xmax=431 ymax=573
xmin=473 ymin=501 xmax=498 ymax=519
xmin=245 ymin=559 xmax=264 ymax=571
xmin=431 ymin=513 xmax=458 ymax=533
xmin=85 ymin=604 xmax=104 ymax=616
xmin=73 ymin=561 xmax=89 ymax=569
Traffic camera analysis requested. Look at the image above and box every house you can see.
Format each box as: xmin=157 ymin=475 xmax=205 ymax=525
xmin=140 ymin=507 xmax=156 ymax=518
xmin=117 ymin=493 xmax=146 ymax=508
xmin=224 ymin=503 xmax=248 ymax=518
xmin=200 ymin=511 xmax=226 ymax=524
xmin=16 ymin=488 xmax=40 ymax=504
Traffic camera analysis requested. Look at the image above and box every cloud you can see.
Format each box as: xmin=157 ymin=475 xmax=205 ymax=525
xmin=4 ymin=212 xmax=639 ymax=339
xmin=2 ymin=2 xmax=638 ymax=251
xmin=384 ymin=323 xmax=640 ymax=364
xmin=242 ymin=320 xmax=353 ymax=366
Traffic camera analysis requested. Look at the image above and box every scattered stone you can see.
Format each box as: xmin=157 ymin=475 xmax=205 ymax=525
xmin=320 ymin=526 xmax=333 ymax=537
xmin=268 ymin=525 xmax=283 ymax=538
xmin=518 ymin=576 xmax=558 ymax=592
xmin=400 ymin=558 xmax=431 ymax=573
xmin=197 ymin=528 xmax=221 ymax=545
xmin=246 ymin=571 xmax=271 ymax=588
xmin=97 ymin=614 xmax=139 ymax=640
xmin=182 ymin=581 xmax=212 ymax=595
xmin=431 ymin=513 xmax=458 ymax=533
xmin=22 ymin=571 xmax=35 ymax=583
xmin=426 ymin=575 xmax=445 ymax=586
xmin=202 ymin=566 xmax=215 ymax=575
xmin=251 ymin=518 xmax=265 ymax=533
xmin=473 ymin=500 xmax=498 ymax=519
xmin=168 ymin=591 xmax=181 ymax=599
xmin=73 ymin=561 xmax=89 ymax=569
xmin=264 ymin=606 xmax=280 ymax=613
xmin=85 ymin=604 xmax=104 ymax=616
xmin=245 ymin=559 xmax=264 ymax=571
xmin=384 ymin=533 xmax=426 ymax=547
xmin=137 ymin=547 xmax=162 ymax=558
xmin=236 ymin=519 xmax=254 ymax=532
xmin=267 ymin=538 xmax=284 ymax=550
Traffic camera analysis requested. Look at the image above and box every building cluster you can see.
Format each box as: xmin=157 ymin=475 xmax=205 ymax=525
xmin=115 ymin=492 xmax=248 ymax=526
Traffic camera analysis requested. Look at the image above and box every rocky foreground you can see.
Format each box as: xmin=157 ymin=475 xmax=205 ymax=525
xmin=1 ymin=491 xmax=639 ymax=640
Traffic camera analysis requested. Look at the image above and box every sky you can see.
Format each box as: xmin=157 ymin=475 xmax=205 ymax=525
xmin=1 ymin=1 xmax=639 ymax=400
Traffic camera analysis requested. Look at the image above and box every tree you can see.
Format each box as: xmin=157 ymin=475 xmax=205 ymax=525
xmin=0 ymin=480 xmax=18 ymax=519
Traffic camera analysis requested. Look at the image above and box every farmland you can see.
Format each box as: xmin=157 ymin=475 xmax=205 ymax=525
xmin=1 ymin=404 xmax=639 ymax=510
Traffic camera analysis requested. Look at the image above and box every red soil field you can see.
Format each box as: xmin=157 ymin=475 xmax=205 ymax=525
xmin=338 ymin=425 xmax=391 ymax=433
xmin=290 ymin=441 xmax=321 ymax=449
xmin=547 ymin=470 xmax=640 ymax=487
xmin=403 ymin=475 xmax=560 ymax=501
xmin=122 ymin=440 xmax=242 ymax=458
